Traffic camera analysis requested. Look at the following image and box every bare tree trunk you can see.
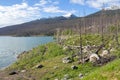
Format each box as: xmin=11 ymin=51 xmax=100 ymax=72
xmin=83 ymin=9 xmax=86 ymax=36
xmin=76 ymin=20 xmax=83 ymax=62
xmin=101 ymin=10 xmax=104 ymax=44
xmin=56 ymin=28 xmax=60 ymax=44
xmin=115 ymin=11 xmax=119 ymax=47
xmin=100 ymin=4 xmax=105 ymax=45
xmin=78 ymin=20 xmax=83 ymax=62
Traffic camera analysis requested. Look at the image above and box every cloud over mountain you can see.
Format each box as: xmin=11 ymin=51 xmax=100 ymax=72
xmin=0 ymin=0 xmax=76 ymax=28
xmin=70 ymin=0 xmax=120 ymax=9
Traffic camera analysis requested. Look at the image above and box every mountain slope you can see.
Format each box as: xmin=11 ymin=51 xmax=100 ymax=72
xmin=0 ymin=9 xmax=120 ymax=36
xmin=86 ymin=9 xmax=120 ymax=17
xmin=0 ymin=14 xmax=79 ymax=36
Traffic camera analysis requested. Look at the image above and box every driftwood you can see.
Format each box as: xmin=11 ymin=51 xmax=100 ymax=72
xmin=95 ymin=36 xmax=111 ymax=55
xmin=95 ymin=44 xmax=105 ymax=54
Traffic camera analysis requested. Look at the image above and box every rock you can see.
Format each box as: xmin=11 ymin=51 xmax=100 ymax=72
xmin=83 ymin=45 xmax=90 ymax=53
xmin=54 ymin=66 xmax=58 ymax=69
xmin=63 ymin=46 xmax=71 ymax=51
xmin=62 ymin=57 xmax=72 ymax=63
xmin=64 ymin=74 xmax=70 ymax=79
xmin=100 ymin=50 xmax=109 ymax=58
xmin=89 ymin=53 xmax=100 ymax=63
xmin=9 ymin=71 xmax=17 ymax=75
xmin=61 ymin=78 xmax=67 ymax=80
xmin=61 ymin=74 xmax=70 ymax=80
xmin=55 ymin=78 xmax=59 ymax=80
xmin=78 ymin=73 xmax=83 ymax=79
xmin=17 ymin=51 xmax=26 ymax=58
xmin=71 ymin=65 xmax=78 ymax=70
xmin=21 ymin=70 xmax=26 ymax=73
xmin=110 ymin=48 xmax=115 ymax=52
xmin=35 ymin=64 xmax=43 ymax=69
xmin=84 ymin=57 xmax=89 ymax=62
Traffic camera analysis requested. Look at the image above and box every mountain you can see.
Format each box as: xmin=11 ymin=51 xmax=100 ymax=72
xmin=0 ymin=14 xmax=78 ymax=36
xmin=86 ymin=9 xmax=120 ymax=17
xmin=63 ymin=13 xmax=77 ymax=19
xmin=0 ymin=9 xmax=120 ymax=36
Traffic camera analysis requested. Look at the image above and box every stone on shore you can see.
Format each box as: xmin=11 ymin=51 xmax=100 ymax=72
xmin=62 ymin=57 xmax=72 ymax=63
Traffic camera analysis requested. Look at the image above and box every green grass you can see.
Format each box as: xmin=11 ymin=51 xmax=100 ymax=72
xmin=82 ymin=59 xmax=120 ymax=80
xmin=8 ymin=42 xmax=65 ymax=70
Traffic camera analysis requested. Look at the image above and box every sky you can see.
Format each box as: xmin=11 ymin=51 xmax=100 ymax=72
xmin=0 ymin=0 xmax=120 ymax=28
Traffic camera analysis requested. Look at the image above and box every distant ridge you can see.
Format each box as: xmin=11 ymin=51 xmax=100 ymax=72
xmin=86 ymin=9 xmax=120 ymax=17
xmin=0 ymin=14 xmax=78 ymax=36
xmin=0 ymin=9 xmax=120 ymax=36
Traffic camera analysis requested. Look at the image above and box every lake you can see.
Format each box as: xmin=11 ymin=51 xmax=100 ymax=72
xmin=0 ymin=36 xmax=54 ymax=69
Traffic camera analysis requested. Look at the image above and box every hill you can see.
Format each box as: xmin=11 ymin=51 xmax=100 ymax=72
xmin=0 ymin=9 xmax=120 ymax=36
xmin=0 ymin=14 xmax=79 ymax=36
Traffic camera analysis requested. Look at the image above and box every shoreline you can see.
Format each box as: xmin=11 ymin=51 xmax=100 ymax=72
xmin=0 ymin=36 xmax=54 ymax=71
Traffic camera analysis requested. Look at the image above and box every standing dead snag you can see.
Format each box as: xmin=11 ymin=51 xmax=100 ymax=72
xmin=56 ymin=28 xmax=61 ymax=44
xmin=76 ymin=19 xmax=83 ymax=63
xmin=114 ymin=9 xmax=119 ymax=47
xmin=101 ymin=9 xmax=105 ymax=45
xmin=83 ymin=9 xmax=86 ymax=36
xmin=100 ymin=3 xmax=106 ymax=45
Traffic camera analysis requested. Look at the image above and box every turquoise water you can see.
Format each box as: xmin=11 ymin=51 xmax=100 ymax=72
xmin=0 ymin=36 xmax=53 ymax=69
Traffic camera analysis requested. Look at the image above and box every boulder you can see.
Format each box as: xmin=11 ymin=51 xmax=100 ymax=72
xmin=71 ymin=65 xmax=78 ymax=70
xmin=89 ymin=53 xmax=100 ymax=63
xmin=63 ymin=46 xmax=71 ymax=51
xmin=54 ymin=66 xmax=58 ymax=69
xmin=62 ymin=57 xmax=72 ymax=63
xmin=100 ymin=50 xmax=109 ymax=58
xmin=83 ymin=45 xmax=90 ymax=53
xmin=21 ymin=70 xmax=26 ymax=73
xmin=61 ymin=74 xmax=70 ymax=80
xmin=78 ymin=73 xmax=83 ymax=79
xmin=64 ymin=74 xmax=70 ymax=79
xmin=9 ymin=71 xmax=17 ymax=75
xmin=54 ymin=78 xmax=59 ymax=80
xmin=35 ymin=64 xmax=43 ymax=69
xmin=110 ymin=48 xmax=115 ymax=52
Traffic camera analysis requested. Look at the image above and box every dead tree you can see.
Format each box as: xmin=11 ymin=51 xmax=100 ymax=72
xmin=77 ymin=19 xmax=83 ymax=62
xmin=56 ymin=28 xmax=61 ymax=44
xmin=114 ymin=9 xmax=119 ymax=47
xmin=83 ymin=9 xmax=86 ymax=36
xmin=100 ymin=9 xmax=105 ymax=44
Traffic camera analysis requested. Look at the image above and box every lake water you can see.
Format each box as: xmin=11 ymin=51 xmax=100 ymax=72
xmin=0 ymin=36 xmax=54 ymax=69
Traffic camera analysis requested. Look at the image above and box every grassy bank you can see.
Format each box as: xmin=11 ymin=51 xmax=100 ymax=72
xmin=0 ymin=34 xmax=120 ymax=80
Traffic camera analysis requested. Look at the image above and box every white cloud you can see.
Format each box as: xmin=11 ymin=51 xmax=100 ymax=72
xmin=43 ymin=6 xmax=76 ymax=17
xmin=0 ymin=2 xmax=41 ymax=27
xmin=43 ymin=6 xmax=66 ymax=13
xmin=0 ymin=0 xmax=77 ymax=27
xmin=35 ymin=0 xmax=76 ymax=16
xmin=34 ymin=0 xmax=47 ymax=7
xmin=106 ymin=5 xmax=120 ymax=10
xmin=34 ymin=0 xmax=59 ymax=7
xmin=70 ymin=0 xmax=84 ymax=5
xmin=70 ymin=0 xmax=120 ymax=9
xmin=86 ymin=0 xmax=120 ymax=9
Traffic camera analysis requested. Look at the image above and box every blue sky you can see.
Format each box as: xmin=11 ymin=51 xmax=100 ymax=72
xmin=0 ymin=0 xmax=120 ymax=27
